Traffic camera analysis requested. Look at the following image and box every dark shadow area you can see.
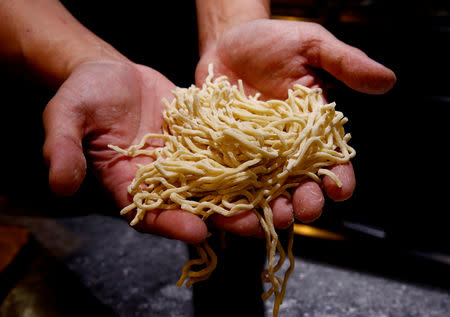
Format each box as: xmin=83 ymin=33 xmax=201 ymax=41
xmin=292 ymin=229 xmax=450 ymax=292
xmin=0 ymin=235 xmax=118 ymax=317
xmin=191 ymin=232 xmax=267 ymax=317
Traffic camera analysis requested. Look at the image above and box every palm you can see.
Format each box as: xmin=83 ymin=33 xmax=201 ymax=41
xmin=44 ymin=61 xmax=174 ymax=206
xmin=196 ymin=20 xmax=324 ymax=99
xmin=83 ymin=62 xmax=175 ymax=208
xmin=43 ymin=61 xmax=209 ymax=243
xmin=194 ymin=19 xmax=395 ymax=231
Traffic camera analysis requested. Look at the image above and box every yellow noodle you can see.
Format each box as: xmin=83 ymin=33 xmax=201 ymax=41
xmin=108 ymin=64 xmax=355 ymax=317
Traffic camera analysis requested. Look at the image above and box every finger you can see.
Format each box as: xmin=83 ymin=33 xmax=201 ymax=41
xmin=292 ymin=180 xmax=324 ymax=223
xmin=111 ymin=160 xmax=209 ymax=244
xmin=270 ymin=196 xmax=294 ymax=229
xmin=206 ymin=196 xmax=294 ymax=236
xmin=99 ymin=153 xmax=209 ymax=244
xmin=207 ymin=210 xmax=264 ymax=238
xmin=42 ymin=94 xmax=86 ymax=196
xmin=128 ymin=208 xmax=208 ymax=245
xmin=308 ymin=26 xmax=396 ymax=94
xmin=322 ymin=162 xmax=356 ymax=202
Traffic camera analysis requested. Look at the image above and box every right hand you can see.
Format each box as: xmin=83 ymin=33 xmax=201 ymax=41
xmin=43 ymin=60 xmax=209 ymax=244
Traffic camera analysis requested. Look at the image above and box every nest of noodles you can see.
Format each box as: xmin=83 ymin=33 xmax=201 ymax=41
xmin=109 ymin=64 xmax=355 ymax=316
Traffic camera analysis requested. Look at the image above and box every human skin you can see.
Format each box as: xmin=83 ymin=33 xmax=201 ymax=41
xmin=0 ymin=0 xmax=395 ymax=243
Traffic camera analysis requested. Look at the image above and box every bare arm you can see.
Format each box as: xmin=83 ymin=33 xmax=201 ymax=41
xmin=0 ymin=0 xmax=126 ymax=87
xmin=195 ymin=0 xmax=270 ymax=55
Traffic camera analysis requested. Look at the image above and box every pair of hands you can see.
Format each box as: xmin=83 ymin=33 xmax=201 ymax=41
xmin=43 ymin=19 xmax=395 ymax=244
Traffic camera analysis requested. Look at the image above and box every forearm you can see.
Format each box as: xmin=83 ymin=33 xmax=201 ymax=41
xmin=195 ymin=0 xmax=270 ymax=55
xmin=0 ymin=0 xmax=127 ymax=87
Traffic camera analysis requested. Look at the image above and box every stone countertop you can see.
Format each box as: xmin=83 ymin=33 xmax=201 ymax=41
xmin=1 ymin=213 xmax=449 ymax=317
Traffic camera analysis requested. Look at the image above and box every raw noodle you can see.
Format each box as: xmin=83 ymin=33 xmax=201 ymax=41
xmin=109 ymin=64 xmax=355 ymax=317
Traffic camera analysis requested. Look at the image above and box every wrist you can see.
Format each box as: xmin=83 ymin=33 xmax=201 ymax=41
xmin=19 ymin=22 xmax=128 ymax=88
xmin=196 ymin=0 xmax=270 ymax=55
xmin=22 ymin=35 xmax=127 ymax=88
xmin=51 ymin=37 xmax=128 ymax=87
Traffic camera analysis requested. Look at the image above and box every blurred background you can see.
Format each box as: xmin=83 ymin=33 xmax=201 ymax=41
xmin=272 ymin=0 xmax=450 ymax=270
xmin=1 ymin=0 xmax=449 ymax=316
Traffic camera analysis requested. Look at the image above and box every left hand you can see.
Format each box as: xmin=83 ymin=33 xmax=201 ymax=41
xmin=195 ymin=19 xmax=396 ymax=236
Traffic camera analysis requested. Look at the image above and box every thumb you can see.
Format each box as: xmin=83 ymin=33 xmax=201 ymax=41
xmin=42 ymin=92 xmax=87 ymax=196
xmin=309 ymin=26 xmax=396 ymax=94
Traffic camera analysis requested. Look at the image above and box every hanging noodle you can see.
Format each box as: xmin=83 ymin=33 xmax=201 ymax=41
xmin=109 ymin=64 xmax=355 ymax=317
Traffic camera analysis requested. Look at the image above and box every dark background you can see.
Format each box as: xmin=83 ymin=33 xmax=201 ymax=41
xmin=0 ymin=0 xmax=449 ymax=286
xmin=290 ymin=0 xmax=450 ymax=255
